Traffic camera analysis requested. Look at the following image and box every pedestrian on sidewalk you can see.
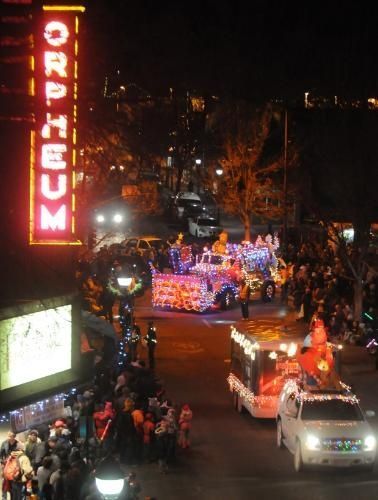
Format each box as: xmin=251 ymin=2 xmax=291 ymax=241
xmin=144 ymin=321 xmax=157 ymax=370
xmin=238 ymin=279 xmax=251 ymax=320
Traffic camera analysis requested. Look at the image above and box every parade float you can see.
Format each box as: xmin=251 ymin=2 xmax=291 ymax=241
xmin=151 ymin=231 xmax=280 ymax=312
xmin=227 ymin=320 xmax=343 ymax=418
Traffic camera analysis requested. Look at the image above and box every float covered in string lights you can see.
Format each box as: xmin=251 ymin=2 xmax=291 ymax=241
xmin=152 ymin=232 xmax=280 ymax=312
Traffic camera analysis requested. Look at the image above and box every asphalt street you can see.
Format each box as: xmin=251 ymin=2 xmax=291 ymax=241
xmin=130 ymin=290 xmax=378 ymax=500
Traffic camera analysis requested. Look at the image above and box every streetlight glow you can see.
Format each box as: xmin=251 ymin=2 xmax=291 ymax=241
xmin=95 ymin=457 xmax=125 ymax=500
xmin=95 ymin=478 xmax=124 ymax=498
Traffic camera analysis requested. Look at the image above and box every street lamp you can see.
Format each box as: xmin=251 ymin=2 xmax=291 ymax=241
xmin=95 ymin=457 xmax=125 ymax=500
xmin=195 ymin=158 xmax=202 ymax=165
xmin=215 ymin=166 xmax=223 ymax=176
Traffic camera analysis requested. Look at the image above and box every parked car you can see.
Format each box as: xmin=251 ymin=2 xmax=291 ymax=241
xmin=122 ymin=236 xmax=165 ymax=256
xmin=277 ymin=380 xmax=376 ymax=472
xmin=188 ymin=216 xmax=221 ymax=238
xmin=170 ymin=192 xmax=206 ymax=220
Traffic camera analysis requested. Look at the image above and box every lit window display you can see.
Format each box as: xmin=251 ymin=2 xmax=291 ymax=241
xmin=0 ymin=305 xmax=72 ymax=390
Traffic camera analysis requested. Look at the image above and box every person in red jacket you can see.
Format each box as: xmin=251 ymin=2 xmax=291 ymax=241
xmin=93 ymin=402 xmax=115 ymax=441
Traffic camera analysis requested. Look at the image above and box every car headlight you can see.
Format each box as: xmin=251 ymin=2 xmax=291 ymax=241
xmin=305 ymin=434 xmax=321 ymax=451
xmin=364 ymin=435 xmax=376 ymax=451
xmin=96 ymin=214 xmax=105 ymax=223
xmin=113 ymin=213 xmax=123 ymax=223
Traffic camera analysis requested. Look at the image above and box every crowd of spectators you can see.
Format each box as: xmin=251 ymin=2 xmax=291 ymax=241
xmin=282 ymin=241 xmax=378 ymax=344
xmin=0 ymin=241 xmax=194 ymax=500
xmin=1 ymin=355 xmax=193 ymax=499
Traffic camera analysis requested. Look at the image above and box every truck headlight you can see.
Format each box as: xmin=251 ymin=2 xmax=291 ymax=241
xmin=364 ymin=435 xmax=376 ymax=451
xmin=305 ymin=434 xmax=321 ymax=451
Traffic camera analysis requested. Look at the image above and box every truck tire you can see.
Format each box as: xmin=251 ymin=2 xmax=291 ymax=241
xmin=294 ymin=440 xmax=304 ymax=472
xmin=261 ymin=280 xmax=275 ymax=302
xmin=276 ymin=419 xmax=284 ymax=449
xmin=233 ymin=391 xmax=244 ymax=413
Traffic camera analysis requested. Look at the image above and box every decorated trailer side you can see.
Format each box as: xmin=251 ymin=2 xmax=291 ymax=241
xmin=151 ymin=273 xmax=215 ymax=312
xmin=228 ymin=327 xmax=301 ymax=418
xmin=228 ymin=323 xmax=343 ymax=419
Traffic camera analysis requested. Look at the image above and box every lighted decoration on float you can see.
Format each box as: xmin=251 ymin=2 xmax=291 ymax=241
xmin=152 ymin=273 xmax=215 ymax=312
xmin=228 ymin=326 xmax=302 ymax=412
xmin=282 ymin=379 xmax=358 ymax=405
xmin=30 ymin=5 xmax=85 ymax=245
xmin=151 ymin=232 xmax=280 ymax=313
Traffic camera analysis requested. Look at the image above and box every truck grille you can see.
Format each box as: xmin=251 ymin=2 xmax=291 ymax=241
xmin=322 ymin=438 xmax=363 ymax=452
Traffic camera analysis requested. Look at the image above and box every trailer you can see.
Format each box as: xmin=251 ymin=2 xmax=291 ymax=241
xmin=227 ymin=324 xmax=343 ymax=418
xmin=227 ymin=326 xmax=301 ymax=418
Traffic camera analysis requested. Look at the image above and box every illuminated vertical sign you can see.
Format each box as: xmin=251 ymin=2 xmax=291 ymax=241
xmin=30 ymin=5 xmax=85 ymax=245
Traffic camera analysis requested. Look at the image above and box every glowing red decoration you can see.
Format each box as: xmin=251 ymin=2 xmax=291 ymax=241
xmin=30 ymin=6 xmax=84 ymax=245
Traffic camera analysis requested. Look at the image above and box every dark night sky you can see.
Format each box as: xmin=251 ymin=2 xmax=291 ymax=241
xmin=85 ymin=1 xmax=378 ymax=100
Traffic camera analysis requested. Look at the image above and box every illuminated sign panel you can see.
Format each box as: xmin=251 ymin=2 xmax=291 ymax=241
xmin=30 ymin=6 xmax=84 ymax=245
xmin=0 ymin=305 xmax=72 ymax=390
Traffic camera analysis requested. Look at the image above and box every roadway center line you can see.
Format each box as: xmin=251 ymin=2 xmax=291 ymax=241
xmin=202 ymin=319 xmax=212 ymax=328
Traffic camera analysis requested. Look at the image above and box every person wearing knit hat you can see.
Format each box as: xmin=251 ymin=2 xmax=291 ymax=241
xmin=25 ymin=430 xmax=41 ymax=471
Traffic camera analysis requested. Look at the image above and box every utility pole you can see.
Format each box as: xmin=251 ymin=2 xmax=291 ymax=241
xmin=283 ymin=109 xmax=288 ymax=256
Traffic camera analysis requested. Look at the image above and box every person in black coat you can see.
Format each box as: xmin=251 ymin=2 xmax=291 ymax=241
xmin=144 ymin=321 xmax=157 ymax=370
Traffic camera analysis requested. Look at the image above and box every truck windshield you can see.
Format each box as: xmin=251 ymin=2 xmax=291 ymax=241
xmin=198 ymin=219 xmax=216 ymax=226
xmin=301 ymin=399 xmax=364 ymax=421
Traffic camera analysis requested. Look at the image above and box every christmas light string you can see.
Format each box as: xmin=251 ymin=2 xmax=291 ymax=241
xmin=282 ymin=379 xmax=359 ymax=405
xmin=227 ymin=373 xmax=277 ymax=407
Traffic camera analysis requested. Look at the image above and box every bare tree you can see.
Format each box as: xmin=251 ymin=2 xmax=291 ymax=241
xmin=206 ymin=102 xmax=284 ymax=240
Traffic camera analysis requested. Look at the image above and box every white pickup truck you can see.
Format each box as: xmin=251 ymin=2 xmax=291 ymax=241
xmin=276 ymin=380 xmax=376 ymax=471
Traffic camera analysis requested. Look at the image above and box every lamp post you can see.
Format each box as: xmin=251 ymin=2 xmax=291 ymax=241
xmin=195 ymin=158 xmax=202 ymax=194
xmin=214 ymin=165 xmax=223 ymax=223
xmin=95 ymin=456 xmax=125 ymax=500
xmin=282 ymin=109 xmax=288 ymax=256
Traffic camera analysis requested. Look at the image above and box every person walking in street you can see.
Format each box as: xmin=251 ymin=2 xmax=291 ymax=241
xmin=144 ymin=321 xmax=157 ymax=370
xmin=239 ymin=279 xmax=251 ymax=320
xmin=178 ymin=404 xmax=193 ymax=449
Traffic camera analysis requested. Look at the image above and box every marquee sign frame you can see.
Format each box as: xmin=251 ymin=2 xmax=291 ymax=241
xmin=29 ymin=4 xmax=84 ymax=245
